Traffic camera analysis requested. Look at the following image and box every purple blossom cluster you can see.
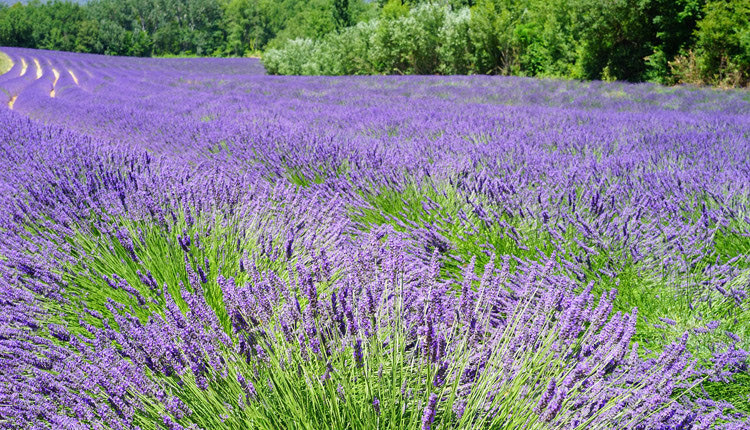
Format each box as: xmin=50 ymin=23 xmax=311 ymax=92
xmin=0 ymin=47 xmax=748 ymax=429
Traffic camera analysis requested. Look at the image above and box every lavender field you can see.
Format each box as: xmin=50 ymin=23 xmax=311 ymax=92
xmin=1 ymin=47 xmax=749 ymax=429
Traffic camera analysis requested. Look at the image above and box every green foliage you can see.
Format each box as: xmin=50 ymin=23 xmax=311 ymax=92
xmin=264 ymin=0 xmax=333 ymax=48
xmin=261 ymin=0 xmax=750 ymax=87
xmin=437 ymin=7 xmax=472 ymax=74
xmin=704 ymin=372 xmax=750 ymax=415
xmin=0 ymin=0 xmax=86 ymax=52
xmin=0 ymin=0 xmax=373 ymax=58
xmin=262 ymin=38 xmax=321 ymax=75
xmin=222 ymin=0 xmax=284 ymax=56
xmin=0 ymin=50 xmax=11 ymax=75
xmin=265 ymin=1 xmax=568 ymax=77
xmin=686 ymin=0 xmax=750 ymax=86
xmin=321 ymin=21 xmax=380 ymax=75
xmin=85 ymin=0 xmax=226 ymax=56
xmin=74 ymin=19 xmax=103 ymax=53
xmin=263 ymin=0 xmax=652 ymax=80
xmin=333 ymin=0 xmax=353 ymax=29
xmin=380 ymin=0 xmax=409 ymax=20
xmin=644 ymin=0 xmax=704 ymax=83
xmin=264 ymin=4 xmax=451 ymax=75
xmin=467 ymin=0 xmax=519 ymax=75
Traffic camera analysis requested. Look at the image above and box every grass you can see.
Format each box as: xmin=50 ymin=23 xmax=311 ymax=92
xmin=0 ymin=50 xmax=12 ymax=75
xmin=704 ymin=373 xmax=750 ymax=415
xmin=352 ymin=178 xmax=552 ymax=276
xmin=352 ymin=177 xmax=750 ymax=415
xmin=41 ymin=207 xmax=304 ymax=340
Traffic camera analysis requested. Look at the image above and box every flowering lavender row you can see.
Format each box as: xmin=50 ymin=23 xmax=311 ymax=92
xmin=0 ymin=48 xmax=748 ymax=429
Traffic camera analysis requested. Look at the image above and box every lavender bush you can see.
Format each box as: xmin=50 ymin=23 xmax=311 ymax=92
xmin=0 ymin=47 xmax=748 ymax=429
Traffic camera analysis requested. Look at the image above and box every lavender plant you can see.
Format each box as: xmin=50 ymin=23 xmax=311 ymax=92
xmin=0 ymin=47 xmax=748 ymax=429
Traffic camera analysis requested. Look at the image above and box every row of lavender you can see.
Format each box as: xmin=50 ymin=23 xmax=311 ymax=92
xmin=0 ymin=47 xmax=748 ymax=429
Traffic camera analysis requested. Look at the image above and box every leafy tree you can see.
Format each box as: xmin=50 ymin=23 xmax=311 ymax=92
xmin=571 ymin=0 xmax=656 ymax=82
xmin=75 ymin=19 xmax=103 ymax=53
xmin=223 ymin=0 xmax=276 ymax=55
xmin=36 ymin=1 xmax=87 ymax=51
xmin=468 ymin=0 xmax=520 ymax=75
xmin=125 ymin=29 xmax=153 ymax=56
xmin=269 ymin=0 xmax=337 ymax=47
xmin=333 ymin=0 xmax=352 ymax=30
xmin=0 ymin=4 xmax=35 ymax=48
xmin=692 ymin=0 xmax=750 ymax=86
xmin=380 ymin=0 xmax=409 ymax=20
xmin=645 ymin=0 xmax=704 ymax=82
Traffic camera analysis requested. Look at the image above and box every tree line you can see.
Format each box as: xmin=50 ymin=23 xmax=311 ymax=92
xmin=1 ymin=0 xmax=748 ymax=86
xmin=264 ymin=0 xmax=750 ymax=87
xmin=0 ymin=0 xmax=372 ymax=57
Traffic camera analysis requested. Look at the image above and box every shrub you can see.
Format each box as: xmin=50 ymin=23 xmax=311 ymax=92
xmin=437 ymin=8 xmax=472 ymax=75
xmin=262 ymin=38 xmax=321 ymax=75
xmin=689 ymin=0 xmax=750 ymax=87
xmin=264 ymin=3 xmax=452 ymax=76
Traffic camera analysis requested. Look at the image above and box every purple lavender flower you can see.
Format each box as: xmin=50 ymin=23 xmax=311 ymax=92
xmin=536 ymin=378 xmax=556 ymax=414
xmin=353 ymin=338 xmax=364 ymax=368
xmin=421 ymin=393 xmax=439 ymax=430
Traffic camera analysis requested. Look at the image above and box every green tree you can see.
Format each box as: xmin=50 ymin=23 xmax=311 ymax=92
xmin=691 ymin=0 xmax=750 ymax=86
xmin=126 ymin=29 xmax=153 ymax=57
xmin=75 ymin=20 xmax=103 ymax=53
xmin=36 ymin=1 xmax=86 ymax=52
xmin=0 ymin=4 xmax=35 ymax=48
xmin=333 ymin=0 xmax=352 ymax=30
xmin=645 ymin=0 xmax=704 ymax=81
xmin=572 ymin=0 xmax=656 ymax=82
xmin=223 ymin=0 xmax=275 ymax=55
xmin=468 ymin=0 xmax=520 ymax=75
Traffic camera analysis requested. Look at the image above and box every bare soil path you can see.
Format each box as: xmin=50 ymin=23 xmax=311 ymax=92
xmin=51 ymin=68 xmax=60 ymax=97
xmin=33 ymin=58 xmax=42 ymax=79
